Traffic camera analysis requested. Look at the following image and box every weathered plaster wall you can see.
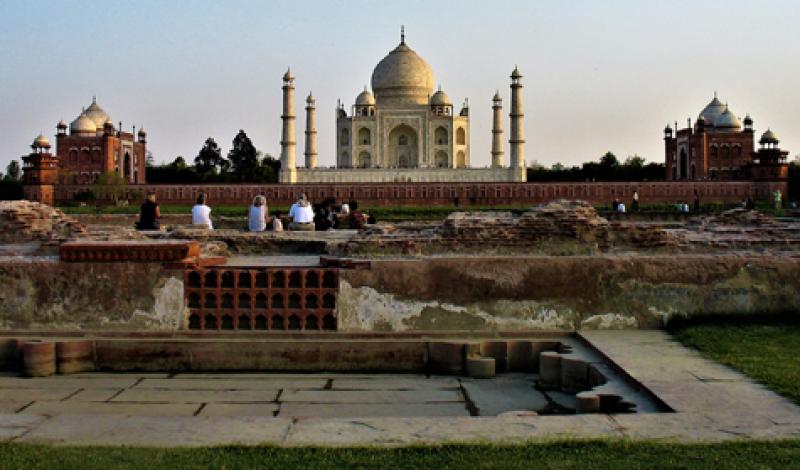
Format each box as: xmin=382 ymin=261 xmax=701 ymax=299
xmin=0 ymin=259 xmax=185 ymax=330
xmin=337 ymin=256 xmax=800 ymax=331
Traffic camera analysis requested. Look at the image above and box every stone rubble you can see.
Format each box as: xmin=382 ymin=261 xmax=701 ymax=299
xmin=0 ymin=201 xmax=86 ymax=246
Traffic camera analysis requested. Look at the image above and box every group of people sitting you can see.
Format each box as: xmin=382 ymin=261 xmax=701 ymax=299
xmin=135 ymin=192 xmax=371 ymax=232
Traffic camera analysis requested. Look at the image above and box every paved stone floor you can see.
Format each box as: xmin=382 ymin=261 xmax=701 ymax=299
xmin=0 ymin=330 xmax=798 ymax=446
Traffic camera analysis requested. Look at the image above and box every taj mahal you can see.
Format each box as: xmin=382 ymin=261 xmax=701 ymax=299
xmin=279 ymin=28 xmax=527 ymax=184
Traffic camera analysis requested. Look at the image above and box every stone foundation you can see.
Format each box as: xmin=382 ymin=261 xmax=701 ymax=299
xmin=337 ymin=255 xmax=800 ymax=332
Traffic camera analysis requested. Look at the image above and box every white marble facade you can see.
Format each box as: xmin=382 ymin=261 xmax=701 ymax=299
xmin=280 ymin=29 xmax=525 ymax=184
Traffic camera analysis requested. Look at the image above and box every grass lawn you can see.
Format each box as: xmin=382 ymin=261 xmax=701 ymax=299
xmin=668 ymin=313 xmax=800 ymax=404
xmin=1 ymin=440 xmax=800 ymax=469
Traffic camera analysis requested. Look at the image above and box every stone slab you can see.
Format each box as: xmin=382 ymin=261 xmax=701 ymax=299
xmin=111 ymin=389 xmax=279 ymax=403
xmin=199 ymin=404 xmax=280 ymax=417
xmin=0 ymin=377 xmax=139 ymax=389
xmin=278 ymin=403 xmax=470 ymax=418
xmin=134 ymin=378 xmax=327 ymax=390
xmin=17 ymin=414 xmax=292 ymax=447
xmin=21 ymin=402 xmax=201 ymax=417
xmin=0 ymin=388 xmax=76 ymax=402
xmin=459 ymin=375 xmax=549 ymax=416
xmin=280 ymin=389 xmax=462 ymax=404
xmin=330 ymin=377 xmax=460 ymax=390
xmin=64 ymin=389 xmax=124 ymax=402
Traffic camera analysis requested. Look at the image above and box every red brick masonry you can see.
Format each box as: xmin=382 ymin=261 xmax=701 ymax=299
xmin=56 ymin=181 xmax=787 ymax=206
xmin=59 ymin=240 xmax=200 ymax=262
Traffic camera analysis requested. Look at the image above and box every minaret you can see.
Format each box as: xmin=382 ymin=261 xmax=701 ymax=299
xmin=304 ymin=92 xmax=317 ymax=169
xmin=509 ymin=66 xmax=526 ymax=181
xmin=279 ymin=68 xmax=297 ymax=183
xmin=491 ymin=91 xmax=504 ymax=168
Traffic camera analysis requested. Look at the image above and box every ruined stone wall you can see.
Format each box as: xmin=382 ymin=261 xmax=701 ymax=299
xmin=0 ymin=259 xmax=184 ymax=330
xmin=53 ymin=180 xmax=785 ymax=206
xmin=337 ymin=255 xmax=800 ymax=332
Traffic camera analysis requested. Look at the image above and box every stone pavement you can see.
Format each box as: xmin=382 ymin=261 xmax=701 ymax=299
xmin=0 ymin=330 xmax=798 ymax=446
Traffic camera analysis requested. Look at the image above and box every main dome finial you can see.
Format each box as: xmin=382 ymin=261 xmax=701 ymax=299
xmin=401 ymin=25 xmax=405 ymax=44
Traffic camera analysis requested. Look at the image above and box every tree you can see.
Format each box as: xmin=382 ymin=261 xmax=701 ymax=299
xmin=228 ymin=130 xmax=259 ymax=181
xmin=194 ymin=138 xmax=228 ymax=177
xmin=171 ymin=156 xmax=187 ymax=170
xmin=91 ymin=171 xmax=127 ymax=203
xmin=624 ymin=154 xmax=645 ymax=169
xmin=4 ymin=160 xmax=21 ymax=181
xmin=145 ymin=151 xmax=155 ymax=167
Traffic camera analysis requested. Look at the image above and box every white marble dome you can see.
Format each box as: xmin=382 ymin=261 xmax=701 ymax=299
xmin=355 ymin=88 xmax=375 ymax=106
xmin=698 ymin=96 xmax=726 ymax=124
xmin=430 ymin=87 xmax=451 ymax=106
xmin=83 ymin=98 xmax=111 ymax=129
xmin=371 ymin=39 xmax=435 ymax=105
xmin=70 ymin=113 xmax=97 ymax=134
xmin=714 ymin=106 xmax=742 ymax=130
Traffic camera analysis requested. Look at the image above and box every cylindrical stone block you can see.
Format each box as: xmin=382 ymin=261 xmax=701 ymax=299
xmin=479 ymin=341 xmax=508 ymax=373
xmin=538 ymin=351 xmax=562 ymax=390
xmin=507 ymin=341 xmax=534 ymax=372
xmin=560 ymin=356 xmax=589 ymax=393
xmin=530 ymin=341 xmax=560 ymax=373
xmin=428 ymin=342 xmax=465 ymax=375
xmin=56 ymin=340 xmax=94 ymax=375
xmin=22 ymin=341 xmax=56 ymax=377
xmin=466 ymin=356 xmax=496 ymax=379
xmin=576 ymin=392 xmax=601 ymax=413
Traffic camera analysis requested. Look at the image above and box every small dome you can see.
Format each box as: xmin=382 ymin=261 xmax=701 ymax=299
xmin=511 ymin=66 xmax=522 ymax=79
xmin=70 ymin=113 xmax=98 ymax=134
xmin=698 ymin=95 xmax=726 ymax=124
xmin=493 ymin=91 xmax=502 ymax=101
xmin=306 ymin=92 xmax=315 ymax=104
xmin=355 ymin=87 xmax=375 ymax=106
xmin=56 ymin=120 xmax=67 ymax=129
xmin=84 ymin=97 xmax=111 ymax=129
xmin=760 ymin=128 xmax=779 ymax=144
xmin=138 ymin=127 xmax=146 ymax=135
xmin=32 ymin=133 xmax=50 ymax=148
xmin=743 ymin=114 xmax=753 ymax=125
xmin=430 ymin=86 xmax=451 ymax=106
xmin=664 ymin=125 xmax=672 ymax=133
xmin=283 ymin=68 xmax=294 ymax=81
xmin=714 ymin=106 xmax=743 ymax=130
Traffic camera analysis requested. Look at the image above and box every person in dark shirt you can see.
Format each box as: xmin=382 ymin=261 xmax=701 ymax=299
xmin=349 ymin=200 xmax=367 ymax=229
xmin=135 ymin=192 xmax=161 ymax=230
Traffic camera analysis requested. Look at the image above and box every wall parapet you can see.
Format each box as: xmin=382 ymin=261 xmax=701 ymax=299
xmin=54 ymin=180 xmax=786 ymax=206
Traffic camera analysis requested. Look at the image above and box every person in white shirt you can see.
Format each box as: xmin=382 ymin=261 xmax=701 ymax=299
xmin=248 ymin=195 xmax=268 ymax=232
xmin=191 ymin=193 xmax=213 ymax=229
xmin=288 ymin=194 xmax=315 ymax=231
xmin=617 ymin=202 xmax=626 ymax=213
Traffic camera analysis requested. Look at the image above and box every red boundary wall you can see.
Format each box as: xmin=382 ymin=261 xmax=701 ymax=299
xmin=56 ymin=181 xmax=786 ymax=206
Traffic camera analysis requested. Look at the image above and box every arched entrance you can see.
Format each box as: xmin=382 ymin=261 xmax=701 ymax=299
xmin=456 ymin=151 xmax=466 ymax=168
xmin=388 ymin=124 xmax=418 ymax=168
xmin=124 ymin=152 xmax=132 ymax=182
xmin=434 ymin=150 xmax=448 ymax=168
xmin=679 ymin=149 xmax=687 ymax=180
xmin=358 ymin=151 xmax=371 ymax=168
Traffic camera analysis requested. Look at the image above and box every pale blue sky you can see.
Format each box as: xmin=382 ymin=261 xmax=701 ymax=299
xmin=2 ymin=0 xmax=799 ymax=172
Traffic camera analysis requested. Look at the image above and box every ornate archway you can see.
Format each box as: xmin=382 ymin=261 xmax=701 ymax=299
xmin=388 ymin=124 xmax=418 ymax=168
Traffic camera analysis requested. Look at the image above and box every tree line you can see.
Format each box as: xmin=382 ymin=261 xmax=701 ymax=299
xmin=146 ymin=130 xmax=281 ymax=184
xmin=0 ymin=160 xmax=23 ymax=200
xmin=526 ymin=152 xmax=665 ymax=182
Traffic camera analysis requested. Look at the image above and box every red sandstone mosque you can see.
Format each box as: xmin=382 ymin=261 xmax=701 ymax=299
xmin=663 ymin=94 xmax=788 ymax=182
xmin=22 ymin=98 xmax=146 ymax=204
